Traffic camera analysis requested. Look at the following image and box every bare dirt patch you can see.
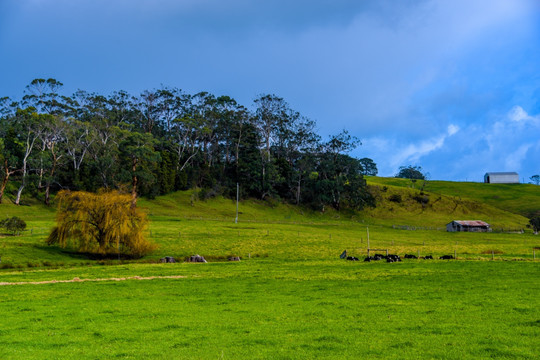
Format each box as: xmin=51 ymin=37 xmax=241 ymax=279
xmin=0 ymin=275 xmax=186 ymax=286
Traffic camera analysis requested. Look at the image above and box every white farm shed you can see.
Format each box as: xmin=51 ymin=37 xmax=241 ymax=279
xmin=484 ymin=172 xmax=519 ymax=184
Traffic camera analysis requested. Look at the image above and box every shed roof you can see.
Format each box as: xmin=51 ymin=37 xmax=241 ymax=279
xmin=485 ymin=172 xmax=518 ymax=176
xmin=450 ymin=220 xmax=490 ymax=227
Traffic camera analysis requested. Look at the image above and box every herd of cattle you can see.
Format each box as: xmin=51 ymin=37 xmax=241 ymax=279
xmin=341 ymin=250 xmax=454 ymax=262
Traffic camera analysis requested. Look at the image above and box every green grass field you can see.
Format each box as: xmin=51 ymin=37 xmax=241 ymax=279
xmin=1 ymin=261 xmax=539 ymax=359
xmin=0 ymin=180 xmax=539 ymax=359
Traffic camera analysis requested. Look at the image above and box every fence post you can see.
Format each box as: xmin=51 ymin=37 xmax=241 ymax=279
xmin=534 ymin=249 xmax=536 ymax=260
xmin=454 ymin=250 xmax=457 ymax=259
xmin=491 ymin=250 xmax=494 ymax=260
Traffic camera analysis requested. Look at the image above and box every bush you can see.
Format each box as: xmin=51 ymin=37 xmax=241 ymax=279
xmin=47 ymin=190 xmax=157 ymax=258
xmin=529 ymin=216 xmax=540 ymax=233
xmin=388 ymin=194 xmax=402 ymax=203
xmin=0 ymin=216 xmax=27 ymax=235
xmin=412 ymin=194 xmax=429 ymax=205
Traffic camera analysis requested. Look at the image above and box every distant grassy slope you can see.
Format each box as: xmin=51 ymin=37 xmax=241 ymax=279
xmin=140 ymin=186 xmax=529 ymax=229
xmin=0 ymin=184 xmax=535 ymax=268
xmin=138 ymin=190 xmax=345 ymax=223
xmin=363 ymin=182 xmax=529 ymax=229
xmin=367 ymin=176 xmax=540 ymax=217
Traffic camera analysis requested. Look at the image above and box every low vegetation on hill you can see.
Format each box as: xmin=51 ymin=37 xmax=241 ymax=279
xmin=367 ymin=176 xmax=540 ymax=218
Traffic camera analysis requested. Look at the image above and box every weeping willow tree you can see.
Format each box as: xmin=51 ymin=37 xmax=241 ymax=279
xmin=47 ymin=190 xmax=157 ymax=257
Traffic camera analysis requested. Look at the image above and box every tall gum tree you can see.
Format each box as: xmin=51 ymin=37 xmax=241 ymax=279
xmin=119 ymin=131 xmax=160 ymax=208
xmin=14 ymin=109 xmax=43 ymax=205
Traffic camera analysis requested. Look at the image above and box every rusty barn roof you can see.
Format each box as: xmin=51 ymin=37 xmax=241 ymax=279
xmin=451 ymin=220 xmax=490 ymax=227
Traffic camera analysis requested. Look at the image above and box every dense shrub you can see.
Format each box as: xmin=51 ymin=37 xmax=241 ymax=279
xmin=47 ymin=190 xmax=157 ymax=258
xmin=0 ymin=216 xmax=27 ymax=235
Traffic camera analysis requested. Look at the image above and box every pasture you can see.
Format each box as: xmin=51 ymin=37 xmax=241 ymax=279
xmin=1 ymin=261 xmax=539 ymax=359
xmin=0 ymin=186 xmax=539 ymax=358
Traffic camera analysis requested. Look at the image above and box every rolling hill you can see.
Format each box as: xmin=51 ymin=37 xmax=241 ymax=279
xmin=366 ymin=176 xmax=540 ymax=218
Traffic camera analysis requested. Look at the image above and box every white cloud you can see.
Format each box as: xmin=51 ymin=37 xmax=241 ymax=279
xmin=508 ymin=105 xmax=539 ymax=124
xmin=360 ymin=123 xmax=460 ymax=176
xmin=504 ymin=144 xmax=531 ymax=170
xmin=447 ymin=124 xmax=460 ymax=136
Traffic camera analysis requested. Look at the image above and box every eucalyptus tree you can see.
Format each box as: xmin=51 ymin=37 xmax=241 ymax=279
xmin=38 ymin=114 xmax=66 ymax=205
xmin=13 ymin=108 xmax=44 ymax=205
xmin=118 ymin=130 xmax=160 ymax=208
xmin=134 ymin=90 xmax=160 ymax=134
xmin=191 ymin=92 xmax=219 ymax=167
xmin=0 ymin=126 xmax=19 ymax=203
xmin=0 ymin=98 xmax=19 ymax=202
xmin=288 ymin=117 xmax=320 ymax=204
xmin=22 ymin=78 xmax=65 ymax=114
xmin=359 ymin=158 xmax=378 ymax=176
xmin=63 ymin=119 xmax=94 ymax=185
xmin=86 ymin=121 xmax=124 ymax=189
xmin=108 ymin=90 xmax=134 ymax=126
xmin=155 ymin=87 xmax=185 ymax=134
xmin=305 ymin=130 xmax=368 ymax=210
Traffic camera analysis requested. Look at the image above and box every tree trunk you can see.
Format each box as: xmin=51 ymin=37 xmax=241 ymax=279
xmin=0 ymin=171 xmax=9 ymax=204
xmin=15 ymin=183 xmax=24 ymax=206
xmin=131 ymin=158 xmax=138 ymax=209
xmin=16 ymin=132 xmax=37 ymax=206
xmin=296 ymin=177 xmax=301 ymax=205
xmin=15 ymin=162 xmax=28 ymax=205
xmin=44 ymin=150 xmax=59 ymax=206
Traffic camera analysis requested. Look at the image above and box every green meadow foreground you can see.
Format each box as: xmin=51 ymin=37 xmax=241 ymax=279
xmin=1 ymin=261 xmax=539 ymax=359
xmin=0 ymin=181 xmax=539 ymax=359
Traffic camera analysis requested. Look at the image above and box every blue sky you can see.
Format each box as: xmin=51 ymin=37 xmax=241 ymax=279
xmin=1 ymin=0 xmax=539 ymax=182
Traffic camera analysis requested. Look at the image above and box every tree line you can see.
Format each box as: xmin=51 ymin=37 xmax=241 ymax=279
xmin=0 ymin=78 xmax=377 ymax=211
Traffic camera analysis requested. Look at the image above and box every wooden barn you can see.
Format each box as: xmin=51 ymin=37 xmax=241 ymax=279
xmin=484 ymin=172 xmax=519 ymax=184
xmin=446 ymin=220 xmax=491 ymax=232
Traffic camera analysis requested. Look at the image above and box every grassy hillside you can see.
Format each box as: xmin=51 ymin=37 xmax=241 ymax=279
xmin=0 ymin=183 xmax=536 ymax=269
xmin=367 ymin=176 xmax=540 ymax=217
xmin=363 ymin=182 xmax=528 ymax=229
xmin=1 ymin=186 xmax=539 ymax=359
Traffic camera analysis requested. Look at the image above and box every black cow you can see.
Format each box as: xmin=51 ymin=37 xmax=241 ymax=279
xmin=346 ymin=256 xmax=359 ymax=261
xmin=386 ymin=254 xmax=401 ymax=263
xmin=439 ymin=255 xmax=454 ymax=260
xmin=422 ymin=255 xmax=433 ymax=260
xmin=404 ymin=254 xmax=417 ymax=259
xmin=364 ymin=256 xmax=374 ymax=262
xmin=373 ymin=253 xmax=386 ymax=260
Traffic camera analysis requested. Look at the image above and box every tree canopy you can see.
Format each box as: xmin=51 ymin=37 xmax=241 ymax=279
xmin=0 ymin=79 xmax=376 ymax=211
xmin=395 ymin=165 xmax=425 ymax=180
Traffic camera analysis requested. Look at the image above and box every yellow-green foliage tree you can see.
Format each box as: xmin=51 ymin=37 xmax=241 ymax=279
xmin=47 ymin=190 xmax=157 ymax=258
